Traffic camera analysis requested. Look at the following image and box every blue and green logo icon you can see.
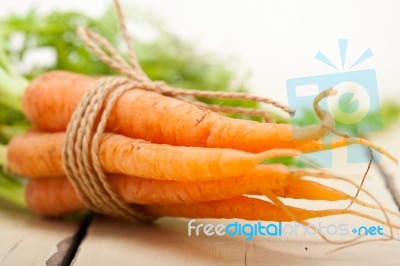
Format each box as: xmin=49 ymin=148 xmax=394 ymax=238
xmin=287 ymin=39 xmax=382 ymax=167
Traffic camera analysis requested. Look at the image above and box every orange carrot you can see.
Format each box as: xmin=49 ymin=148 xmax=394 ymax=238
xmin=7 ymin=132 xmax=299 ymax=181
xmin=144 ymin=196 xmax=345 ymax=221
xmin=26 ymin=177 xmax=394 ymax=225
xmin=25 ymin=163 xmax=297 ymax=212
xmin=109 ymin=164 xmax=297 ymax=204
xmin=22 ymin=71 xmax=397 ymax=163
xmin=272 ymin=179 xmax=348 ymax=201
xmin=271 ymin=178 xmax=400 ymax=218
xmin=148 ymin=197 xmax=398 ymax=232
xmin=26 ymin=173 xmax=400 ymax=227
xmin=23 ymin=71 xmax=393 ymax=162
xmin=145 ymin=196 xmax=399 ymax=228
xmin=21 ymin=71 xmax=317 ymax=149
xmin=26 ymin=176 xmax=83 ymax=217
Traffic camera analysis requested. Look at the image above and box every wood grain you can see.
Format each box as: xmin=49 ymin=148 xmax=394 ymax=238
xmin=0 ymin=203 xmax=80 ymax=266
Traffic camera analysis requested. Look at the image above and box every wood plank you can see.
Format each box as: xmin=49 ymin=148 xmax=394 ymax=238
xmin=0 ymin=203 xmax=82 ymax=266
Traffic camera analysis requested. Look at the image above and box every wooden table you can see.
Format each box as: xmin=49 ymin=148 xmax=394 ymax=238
xmin=1 ymin=124 xmax=399 ymax=266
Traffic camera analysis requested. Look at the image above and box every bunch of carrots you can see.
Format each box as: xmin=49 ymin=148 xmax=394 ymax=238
xmin=0 ymin=2 xmax=399 ymax=247
xmin=0 ymin=67 xmax=398 ymax=246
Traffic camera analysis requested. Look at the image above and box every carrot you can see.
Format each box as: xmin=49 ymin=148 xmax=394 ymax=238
xmin=25 ymin=176 xmax=397 ymax=227
xmin=271 ymin=176 xmax=400 ymax=218
xmin=298 ymin=137 xmax=397 ymax=162
xmin=26 ymin=173 xmax=400 ymax=225
xmin=21 ymin=71 xmax=397 ymax=163
xmin=144 ymin=196 xmax=399 ymax=228
xmin=6 ymin=131 xmax=300 ymax=181
xmin=272 ymin=179 xmax=348 ymax=201
xmin=25 ymin=163 xmax=299 ymax=211
xmin=21 ymin=71 xmax=322 ymax=149
xmin=109 ymin=164 xmax=298 ymax=204
xmin=144 ymin=196 xmax=344 ymax=221
xmin=26 ymin=177 xmax=83 ymax=217
xmin=23 ymin=71 xmax=393 ymax=160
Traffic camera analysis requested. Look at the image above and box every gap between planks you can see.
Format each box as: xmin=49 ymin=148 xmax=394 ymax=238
xmin=46 ymin=213 xmax=93 ymax=266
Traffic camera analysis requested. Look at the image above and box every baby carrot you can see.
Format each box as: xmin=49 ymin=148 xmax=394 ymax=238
xmin=26 ymin=173 xmax=400 ymax=226
xmin=26 ymin=176 xmax=395 ymax=227
xmin=25 ymin=164 xmax=297 ymax=212
xmin=6 ymin=132 xmax=300 ymax=181
xmin=272 ymin=177 xmax=400 ymax=218
xmin=272 ymin=179 xmax=348 ymax=201
xmin=26 ymin=177 xmax=82 ymax=217
xmin=20 ymin=71 xmax=396 ymax=160
xmin=143 ymin=196 xmax=400 ymax=228
xmin=22 ymin=71 xmax=324 ymax=149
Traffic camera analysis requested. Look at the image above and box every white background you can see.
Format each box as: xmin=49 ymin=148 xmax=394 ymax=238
xmin=1 ymin=0 xmax=400 ymax=104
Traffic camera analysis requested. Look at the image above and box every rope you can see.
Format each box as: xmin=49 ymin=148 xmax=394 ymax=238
xmin=62 ymin=77 xmax=154 ymax=221
xmin=61 ymin=0 xmax=292 ymax=221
